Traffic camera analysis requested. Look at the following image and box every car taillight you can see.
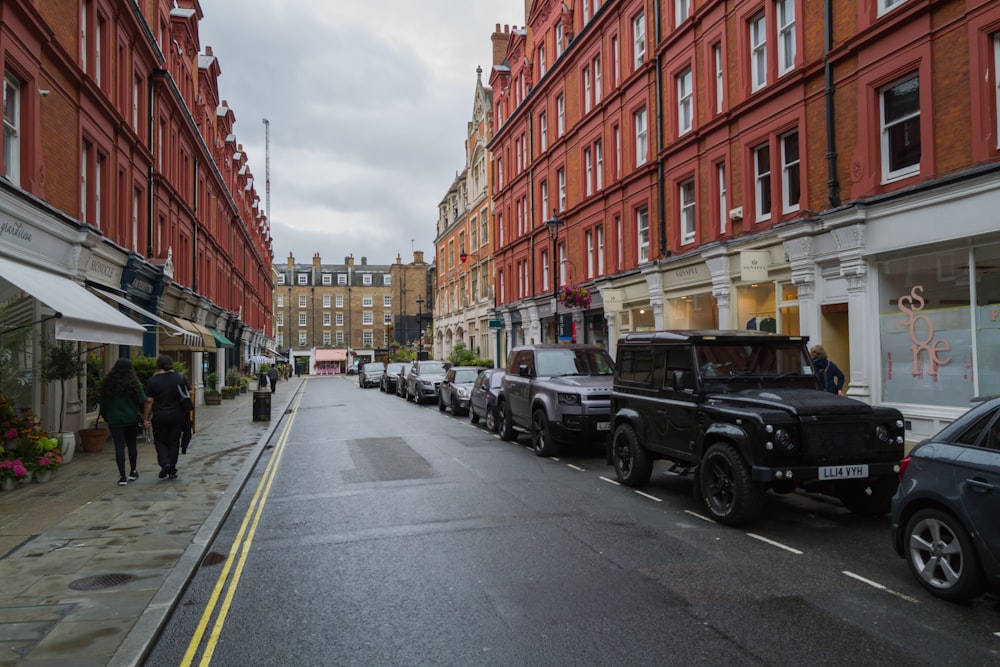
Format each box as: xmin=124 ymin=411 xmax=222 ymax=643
xmin=897 ymin=455 xmax=911 ymax=480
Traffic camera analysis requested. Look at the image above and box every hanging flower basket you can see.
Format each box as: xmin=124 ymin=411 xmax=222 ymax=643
xmin=558 ymin=285 xmax=592 ymax=310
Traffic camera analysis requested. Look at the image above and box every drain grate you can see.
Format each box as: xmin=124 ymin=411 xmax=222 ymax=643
xmin=69 ymin=573 xmax=134 ymax=590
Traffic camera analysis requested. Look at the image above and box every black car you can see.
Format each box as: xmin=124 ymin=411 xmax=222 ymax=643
xmin=890 ymin=396 xmax=1000 ymax=601
xmin=395 ymin=362 xmax=415 ymax=398
xmin=405 ymin=360 xmax=450 ymax=404
xmin=381 ymin=362 xmax=407 ymax=393
xmin=438 ymin=366 xmax=486 ymax=416
xmin=470 ymin=368 xmax=505 ymax=431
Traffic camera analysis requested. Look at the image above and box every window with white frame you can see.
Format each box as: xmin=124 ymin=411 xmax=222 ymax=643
xmin=539 ymin=44 xmax=546 ymax=77
xmin=277 ymin=313 xmax=284 ymax=326
xmin=777 ymin=0 xmax=796 ymax=75
xmin=557 ymin=95 xmax=565 ymax=136
xmin=593 ymin=56 xmax=602 ymax=105
xmin=881 ymin=74 xmax=921 ymax=182
xmin=323 ymin=295 xmax=331 ymax=308
xmin=362 ymin=295 xmax=373 ymax=307
xmin=781 ymin=130 xmax=800 ymax=212
xmin=336 ymin=295 xmax=344 ymax=308
xmin=676 ymin=0 xmax=691 ymax=27
xmin=559 ymin=242 xmax=567 ymax=286
xmin=714 ymin=44 xmax=724 ymax=114
xmin=383 ymin=295 xmax=391 ymax=307
xmin=584 ymin=66 xmax=592 ymax=113
xmin=276 ymin=295 xmax=284 ymax=307
xmin=595 ymin=140 xmax=603 ymax=190
xmin=383 ymin=274 xmax=391 ymax=286
xmin=750 ymin=13 xmax=767 ymax=92
xmin=363 ymin=331 xmax=373 ymax=347
xmin=336 ymin=313 xmax=344 ymax=326
xmin=323 ymin=332 xmax=331 ymax=345
xmin=298 ymin=295 xmax=307 ymax=308
xmin=498 ymin=212 xmax=504 ymax=246
xmin=680 ymin=178 xmax=696 ymax=244
xmin=612 ymin=36 xmax=620 ymax=87
xmin=634 ymin=107 xmax=648 ymax=166
xmin=298 ymin=313 xmax=307 ymax=326
xmin=633 ymin=12 xmax=645 ymax=69
xmin=556 ymin=23 xmax=564 ymax=57
xmin=586 ymin=230 xmax=594 ymax=278
xmin=540 ymin=180 xmax=549 ymax=219
xmin=363 ymin=274 xmax=372 ymax=286
xmin=584 ymin=148 xmax=593 ymax=196
xmin=277 ymin=274 xmax=285 ymax=285
xmin=597 ymin=225 xmax=605 ymax=275
xmin=338 ymin=274 xmax=347 ymax=285
xmin=322 ymin=273 xmax=332 ymax=285
xmin=130 ymin=190 xmax=138 ymax=252
xmin=717 ymin=162 xmax=727 ymax=233
xmin=336 ymin=332 xmax=344 ymax=344
xmin=363 ymin=312 xmax=373 ymax=325
xmin=384 ymin=313 xmax=392 ymax=324
xmin=298 ymin=333 xmax=307 ymax=346
xmin=558 ymin=168 xmax=566 ymax=210
xmin=323 ymin=313 xmax=331 ymax=326
xmin=498 ymin=157 xmax=504 ymax=188
xmin=878 ymin=0 xmax=909 ymax=16
xmin=637 ymin=207 xmax=650 ymax=262
xmin=677 ymin=67 xmax=693 ymax=135
xmin=277 ymin=334 xmax=284 ymax=347
xmin=539 ymin=112 xmax=548 ymax=151
xmin=542 ymin=250 xmax=550 ymax=291
xmin=3 ymin=73 xmax=20 ymax=185
xmin=614 ymin=125 xmax=622 ymax=178
xmin=297 ymin=273 xmax=308 ymax=285
xmin=753 ymin=143 xmax=772 ymax=220
xmin=616 ymin=215 xmax=624 ymax=270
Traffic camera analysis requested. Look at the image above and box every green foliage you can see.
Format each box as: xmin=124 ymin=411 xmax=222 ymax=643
xmin=391 ymin=348 xmax=416 ymax=363
xmin=40 ymin=340 xmax=83 ymax=433
xmin=225 ymin=367 xmax=242 ymax=387
xmin=205 ymin=372 xmax=219 ymax=392
xmin=86 ymin=353 xmax=103 ymax=412
xmin=132 ymin=356 xmax=158 ymax=388
xmin=448 ymin=343 xmax=479 ymax=366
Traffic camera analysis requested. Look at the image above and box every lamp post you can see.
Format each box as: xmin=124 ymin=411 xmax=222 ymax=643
xmin=545 ymin=210 xmax=565 ymax=343
xmin=415 ymin=296 xmax=424 ymax=359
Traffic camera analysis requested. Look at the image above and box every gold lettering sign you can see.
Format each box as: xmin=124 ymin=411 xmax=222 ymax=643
xmin=740 ymin=250 xmax=770 ymax=282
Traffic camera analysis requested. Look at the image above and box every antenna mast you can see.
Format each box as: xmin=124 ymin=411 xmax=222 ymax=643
xmin=262 ymin=117 xmax=271 ymax=225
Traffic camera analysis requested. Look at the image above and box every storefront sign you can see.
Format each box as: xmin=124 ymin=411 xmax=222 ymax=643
xmin=740 ymin=250 xmax=770 ymax=282
xmin=601 ymin=288 xmax=624 ymax=312
xmin=897 ymin=285 xmax=951 ymax=377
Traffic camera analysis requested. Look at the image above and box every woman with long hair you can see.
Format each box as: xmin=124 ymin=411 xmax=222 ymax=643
xmin=99 ymin=358 xmax=146 ymax=486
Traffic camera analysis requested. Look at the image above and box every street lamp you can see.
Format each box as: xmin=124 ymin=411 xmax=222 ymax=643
xmin=545 ymin=210 xmax=564 ymax=343
xmin=415 ymin=296 xmax=424 ymax=358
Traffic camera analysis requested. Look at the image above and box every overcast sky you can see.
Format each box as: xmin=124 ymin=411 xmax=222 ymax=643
xmin=197 ymin=0 xmax=521 ymax=269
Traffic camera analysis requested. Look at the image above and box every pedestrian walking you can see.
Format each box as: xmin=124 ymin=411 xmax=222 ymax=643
xmin=99 ymin=358 xmax=146 ymax=487
xmin=268 ymin=365 xmax=279 ymax=392
xmin=258 ymin=368 xmax=268 ymax=390
xmin=143 ymin=355 xmax=189 ymax=480
xmin=810 ymin=344 xmax=846 ymax=395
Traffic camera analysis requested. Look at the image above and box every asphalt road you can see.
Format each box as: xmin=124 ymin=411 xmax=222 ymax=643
xmin=145 ymin=376 xmax=1000 ymax=666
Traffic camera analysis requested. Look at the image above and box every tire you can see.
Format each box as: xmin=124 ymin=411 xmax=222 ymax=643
xmin=498 ymin=401 xmax=516 ymax=441
xmin=485 ymin=407 xmax=498 ymax=432
xmin=836 ymin=477 xmax=898 ymax=516
xmin=531 ymin=409 xmax=560 ymax=457
xmin=470 ymin=407 xmax=480 ymax=424
xmin=698 ymin=443 xmax=764 ymax=526
xmin=904 ymin=508 xmax=985 ymax=601
xmin=611 ymin=423 xmax=653 ymax=487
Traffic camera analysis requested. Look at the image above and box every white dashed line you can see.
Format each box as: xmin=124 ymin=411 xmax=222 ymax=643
xmin=746 ymin=533 xmax=803 ymax=555
xmin=600 ymin=476 xmax=621 ymax=485
xmin=634 ymin=490 xmax=662 ymax=502
xmin=684 ymin=510 xmax=716 ymax=523
xmin=842 ymin=571 xmax=920 ymax=603
xmin=567 ymin=464 xmax=586 ymax=472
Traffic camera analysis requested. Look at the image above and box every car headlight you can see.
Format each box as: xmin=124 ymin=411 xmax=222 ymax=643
xmin=456 ymin=388 xmax=468 ymax=398
xmin=558 ymin=393 xmax=580 ymax=406
xmin=765 ymin=424 xmax=795 ymax=451
xmin=875 ymin=424 xmax=890 ymax=442
xmin=419 ymin=380 xmax=431 ymax=388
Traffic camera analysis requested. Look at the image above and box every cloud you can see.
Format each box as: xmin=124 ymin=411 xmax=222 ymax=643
xmin=198 ymin=0 xmax=520 ymax=267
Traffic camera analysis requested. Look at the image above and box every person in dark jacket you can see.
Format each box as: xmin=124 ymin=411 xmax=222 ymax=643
xmin=99 ymin=358 xmax=146 ymax=486
xmin=143 ymin=355 xmax=188 ymax=480
xmin=810 ymin=344 xmax=846 ymax=395
xmin=267 ymin=365 xmax=279 ymax=392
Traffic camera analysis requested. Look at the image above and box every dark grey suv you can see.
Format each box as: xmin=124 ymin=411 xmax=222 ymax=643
xmin=405 ymin=360 xmax=450 ymax=404
xmin=609 ymin=330 xmax=905 ymax=525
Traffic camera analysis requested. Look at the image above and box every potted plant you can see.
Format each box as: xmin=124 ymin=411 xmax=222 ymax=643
xmin=0 ymin=458 xmax=28 ymax=491
xmin=28 ymin=435 xmax=62 ymax=482
xmin=40 ymin=340 xmax=84 ymax=449
xmin=204 ymin=372 xmax=222 ymax=405
xmin=557 ymin=285 xmax=592 ymax=310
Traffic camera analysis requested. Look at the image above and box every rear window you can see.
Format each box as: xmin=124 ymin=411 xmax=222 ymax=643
xmin=453 ymin=369 xmax=480 ymax=383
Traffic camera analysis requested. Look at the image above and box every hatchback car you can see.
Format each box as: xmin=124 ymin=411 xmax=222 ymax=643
xmin=438 ymin=366 xmax=486 ymax=416
xmin=891 ymin=396 xmax=1000 ymax=601
xmin=469 ymin=368 xmax=505 ymax=431
xmin=381 ymin=362 xmax=407 ymax=393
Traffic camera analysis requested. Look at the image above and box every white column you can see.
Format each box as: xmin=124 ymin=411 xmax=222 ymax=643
xmin=844 ymin=266 xmax=872 ymax=402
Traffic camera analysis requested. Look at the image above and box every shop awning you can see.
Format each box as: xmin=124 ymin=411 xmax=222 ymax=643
xmin=0 ymin=258 xmax=145 ymax=345
xmin=212 ymin=330 xmax=235 ymax=348
xmin=92 ymin=287 xmax=201 ymax=347
xmin=163 ymin=316 xmax=214 ymax=352
xmin=315 ymin=348 xmax=347 ymax=361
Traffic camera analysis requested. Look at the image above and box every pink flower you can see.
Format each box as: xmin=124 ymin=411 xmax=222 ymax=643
xmin=3 ymin=428 xmax=16 ymax=440
xmin=38 ymin=457 xmax=50 ymax=468
xmin=13 ymin=462 xmax=27 ymax=477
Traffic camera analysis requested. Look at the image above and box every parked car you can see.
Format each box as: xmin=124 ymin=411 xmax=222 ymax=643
xmin=438 ymin=366 xmax=487 ymax=416
xmin=498 ymin=344 xmax=614 ymax=456
xmin=470 ymin=368 xmax=506 ymax=431
xmin=358 ymin=362 xmax=384 ymax=388
xmin=891 ymin=396 xmax=1000 ymax=601
xmin=405 ymin=360 xmax=451 ymax=404
xmin=609 ymin=330 xmax=906 ymax=526
xmin=381 ymin=362 xmax=407 ymax=393
xmin=395 ymin=362 xmax=415 ymax=398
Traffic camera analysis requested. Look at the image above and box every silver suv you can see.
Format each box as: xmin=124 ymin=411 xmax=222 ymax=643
xmin=498 ymin=344 xmax=614 ymax=457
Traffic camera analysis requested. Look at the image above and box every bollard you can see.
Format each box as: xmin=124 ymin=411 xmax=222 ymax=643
xmin=252 ymin=390 xmax=271 ymax=421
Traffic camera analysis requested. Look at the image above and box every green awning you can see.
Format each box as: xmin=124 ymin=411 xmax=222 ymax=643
xmin=212 ymin=330 xmax=235 ymax=348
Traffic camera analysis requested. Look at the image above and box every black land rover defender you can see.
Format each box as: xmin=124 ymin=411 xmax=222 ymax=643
xmin=609 ymin=330 xmax=905 ymax=526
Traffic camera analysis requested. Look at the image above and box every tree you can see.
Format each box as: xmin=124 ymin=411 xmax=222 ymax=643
xmin=40 ymin=340 xmax=82 ymax=434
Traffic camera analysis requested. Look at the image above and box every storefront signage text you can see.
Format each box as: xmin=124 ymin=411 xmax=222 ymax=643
xmin=740 ymin=250 xmax=770 ymax=282
xmin=897 ymin=285 xmax=951 ymax=377
xmin=0 ymin=220 xmax=32 ymax=243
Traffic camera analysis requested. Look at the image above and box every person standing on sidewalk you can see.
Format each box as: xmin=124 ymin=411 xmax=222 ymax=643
xmin=810 ymin=344 xmax=846 ymax=395
xmin=268 ymin=364 xmax=279 ymax=392
xmin=143 ymin=355 xmax=188 ymax=480
xmin=99 ymin=358 xmax=146 ymax=487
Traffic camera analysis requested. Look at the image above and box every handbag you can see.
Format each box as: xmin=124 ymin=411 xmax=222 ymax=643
xmin=177 ymin=383 xmax=195 ymax=413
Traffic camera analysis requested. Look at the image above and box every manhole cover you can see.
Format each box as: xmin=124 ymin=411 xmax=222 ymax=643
xmin=69 ymin=573 xmax=134 ymax=590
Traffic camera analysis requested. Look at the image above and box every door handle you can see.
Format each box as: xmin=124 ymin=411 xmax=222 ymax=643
xmin=966 ymin=478 xmax=995 ymax=492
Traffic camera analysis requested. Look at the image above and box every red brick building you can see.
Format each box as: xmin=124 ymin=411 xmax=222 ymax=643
xmin=487 ymin=0 xmax=1000 ymax=443
xmin=0 ymin=0 xmax=271 ymax=433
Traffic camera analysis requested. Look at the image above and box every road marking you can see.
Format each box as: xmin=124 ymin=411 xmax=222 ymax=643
xmin=684 ymin=510 xmax=715 ymax=523
xmin=600 ymin=476 xmax=621 ymax=485
xmin=842 ymin=570 xmax=920 ymax=603
xmin=567 ymin=464 xmax=586 ymax=472
xmin=634 ymin=490 xmax=662 ymax=502
xmin=180 ymin=391 xmax=305 ymax=666
xmin=746 ymin=533 xmax=803 ymax=555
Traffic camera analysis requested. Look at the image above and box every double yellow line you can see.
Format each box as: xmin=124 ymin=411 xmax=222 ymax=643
xmin=180 ymin=389 xmax=304 ymax=666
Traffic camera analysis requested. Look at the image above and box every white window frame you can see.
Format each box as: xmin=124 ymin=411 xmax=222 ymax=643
xmin=323 ymin=295 xmax=331 ymax=308
xmin=323 ymin=313 xmax=331 ymax=326
xmin=277 ymin=274 xmax=285 ymax=286
xmin=542 ymin=250 xmax=550 ymax=291
xmin=612 ymin=36 xmax=620 ymax=87
xmin=584 ymin=148 xmax=593 ymax=196
xmin=559 ymin=242 xmax=567 ymax=287
xmin=322 ymin=273 xmax=332 ymax=285
xmin=3 ymin=73 xmax=20 ymax=186
xmin=336 ymin=313 xmax=344 ymax=326
xmin=557 ymin=94 xmax=565 ymax=136
xmin=750 ymin=13 xmax=767 ymax=92
xmin=362 ymin=312 xmax=373 ymax=325
xmin=337 ymin=274 xmax=347 ymax=285
xmin=336 ymin=295 xmax=344 ymax=308
xmin=995 ymin=35 xmax=1000 ymax=149
xmin=556 ymin=23 xmax=565 ymax=58
xmin=584 ymin=66 xmax=592 ymax=113
xmin=298 ymin=313 xmax=307 ymax=327
xmin=777 ymin=0 xmax=796 ymax=75
xmin=363 ymin=331 xmax=373 ymax=347
xmin=637 ymin=207 xmax=650 ymax=263
xmin=753 ymin=143 xmax=772 ymax=221
xmin=714 ymin=44 xmax=724 ymax=114
xmin=384 ymin=274 xmax=392 ymax=286
xmin=680 ymin=178 xmax=696 ymax=245
xmin=362 ymin=295 xmax=373 ymax=307
xmin=614 ymin=125 xmax=622 ymax=178
xmin=297 ymin=273 xmax=308 ymax=285
xmin=363 ymin=274 xmax=372 ymax=286
xmin=323 ymin=332 xmax=331 ymax=345
xmin=539 ymin=112 xmax=548 ymax=151
xmin=677 ymin=67 xmax=693 ymax=135
xmin=634 ymin=108 xmax=648 ymax=166
xmin=540 ymin=180 xmax=549 ymax=219
xmin=298 ymin=295 xmax=307 ymax=308
xmin=597 ymin=225 xmax=605 ymax=275
xmin=717 ymin=162 xmax=727 ymax=233
xmin=586 ymin=230 xmax=594 ymax=278
xmin=593 ymin=56 xmax=602 ymax=105
xmin=539 ymin=44 xmax=547 ymax=77
xmin=558 ymin=168 xmax=566 ymax=211
xmin=336 ymin=332 xmax=344 ymax=344
xmin=880 ymin=74 xmax=921 ymax=183
xmin=384 ymin=313 xmax=392 ymax=325
xmin=277 ymin=313 xmax=284 ymax=326
xmin=675 ymin=0 xmax=691 ymax=27
xmin=298 ymin=333 xmax=307 ymax=346
xmin=633 ymin=12 xmax=646 ymax=70
xmin=384 ymin=295 xmax=392 ymax=307
xmin=878 ymin=0 xmax=909 ymax=17
xmin=781 ymin=130 xmax=800 ymax=213
xmin=615 ymin=215 xmax=624 ymax=271
xmin=595 ymin=140 xmax=603 ymax=190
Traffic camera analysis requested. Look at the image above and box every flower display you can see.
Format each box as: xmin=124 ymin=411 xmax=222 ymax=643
xmin=0 ymin=458 xmax=28 ymax=482
xmin=29 ymin=436 xmax=62 ymax=472
xmin=558 ymin=285 xmax=592 ymax=310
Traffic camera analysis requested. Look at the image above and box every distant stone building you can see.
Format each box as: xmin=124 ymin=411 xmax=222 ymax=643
xmin=274 ymin=252 xmax=431 ymax=373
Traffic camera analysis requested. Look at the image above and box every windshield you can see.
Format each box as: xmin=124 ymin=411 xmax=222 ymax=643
xmin=362 ymin=363 xmax=383 ymax=372
xmin=694 ymin=342 xmax=814 ymax=379
xmin=453 ymin=369 xmax=480 ymax=383
xmin=418 ymin=361 xmax=448 ymax=374
xmin=536 ymin=348 xmax=614 ymax=376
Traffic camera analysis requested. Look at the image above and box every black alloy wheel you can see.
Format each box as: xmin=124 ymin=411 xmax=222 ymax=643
xmin=611 ymin=423 xmax=653 ymax=487
xmin=531 ymin=409 xmax=560 ymax=457
xmin=698 ymin=443 xmax=763 ymax=526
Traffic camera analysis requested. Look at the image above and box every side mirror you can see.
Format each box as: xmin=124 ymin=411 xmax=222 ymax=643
xmin=672 ymin=370 xmax=691 ymax=391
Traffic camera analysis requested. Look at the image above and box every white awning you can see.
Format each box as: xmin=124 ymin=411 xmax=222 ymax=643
xmin=0 ymin=257 xmax=145 ymax=346
xmin=91 ymin=287 xmax=201 ymax=347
